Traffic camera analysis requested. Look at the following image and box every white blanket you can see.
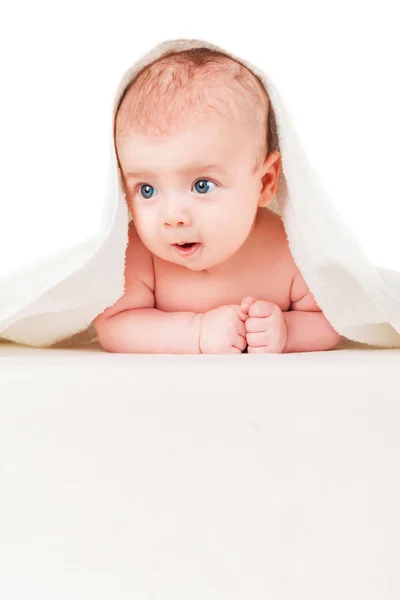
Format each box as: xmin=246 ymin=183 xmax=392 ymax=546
xmin=1 ymin=38 xmax=399 ymax=348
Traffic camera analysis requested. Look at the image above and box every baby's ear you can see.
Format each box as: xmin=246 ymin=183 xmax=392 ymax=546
xmin=257 ymin=152 xmax=282 ymax=208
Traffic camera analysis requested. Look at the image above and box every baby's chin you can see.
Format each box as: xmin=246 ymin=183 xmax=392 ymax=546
xmin=175 ymin=253 xmax=233 ymax=273
xmin=153 ymin=245 xmax=236 ymax=272
xmin=157 ymin=254 xmax=211 ymax=272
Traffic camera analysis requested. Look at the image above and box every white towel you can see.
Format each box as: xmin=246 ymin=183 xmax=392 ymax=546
xmin=1 ymin=37 xmax=399 ymax=348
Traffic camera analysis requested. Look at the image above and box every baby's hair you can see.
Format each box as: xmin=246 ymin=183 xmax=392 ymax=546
xmin=115 ymin=47 xmax=279 ymax=175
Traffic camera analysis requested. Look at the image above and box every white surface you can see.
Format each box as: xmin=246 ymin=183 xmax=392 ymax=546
xmin=1 ymin=339 xmax=400 ymax=599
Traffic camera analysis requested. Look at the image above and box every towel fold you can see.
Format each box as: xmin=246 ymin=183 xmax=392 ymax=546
xmin=1 ymin=37 xmax=399 ymax=348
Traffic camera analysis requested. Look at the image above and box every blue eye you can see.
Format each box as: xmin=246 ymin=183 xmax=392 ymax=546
xmin=139 ymin=184 xmax=158 ymax=200
xmin=193 ymin=179 xmax=216 ymax=194
xmin=138 ymin=179 xmax=216 ymax=200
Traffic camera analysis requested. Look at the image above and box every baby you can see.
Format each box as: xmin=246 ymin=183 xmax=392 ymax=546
xmin=94 ymin=48 xmax=341 ymax=354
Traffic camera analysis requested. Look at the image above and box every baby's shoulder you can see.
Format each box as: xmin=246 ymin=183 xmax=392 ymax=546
xmin=126 ymin=220 xmax=155 ymax=292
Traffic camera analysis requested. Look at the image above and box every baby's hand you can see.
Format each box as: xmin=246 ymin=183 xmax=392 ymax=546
xmin=199 ymin=305 xmax=248 ymax=354
xmin=240 ymin=297 xmax=288 ymax=354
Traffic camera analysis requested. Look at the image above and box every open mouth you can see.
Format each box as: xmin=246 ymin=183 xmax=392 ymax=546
xmin=172 ymin=242 xmax=201 ymax=257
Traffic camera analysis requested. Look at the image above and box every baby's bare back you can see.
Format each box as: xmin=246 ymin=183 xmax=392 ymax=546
xmin=154 ymin=208 xmax=295 ymax=314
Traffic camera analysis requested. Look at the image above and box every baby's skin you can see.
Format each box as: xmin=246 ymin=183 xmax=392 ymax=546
xmin=94 ymin=207 xmax=341 ymax=354
xmin=99 ymin=55 xmax=343 ymax=354
xmin=94 ymin=111 xmax=341 ymax=354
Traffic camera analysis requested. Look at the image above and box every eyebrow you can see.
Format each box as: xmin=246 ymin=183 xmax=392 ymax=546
xmin=125 ymin=163 xmax=228 ymax=180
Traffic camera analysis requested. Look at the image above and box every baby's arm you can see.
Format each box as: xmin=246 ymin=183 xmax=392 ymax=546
xmin=285 ymin=266 xmax=341 ymax=352
xmin=95 ymin=308 xmax=202 ymax=354
xmin=93 ymin=223 xmax=202 ymax=354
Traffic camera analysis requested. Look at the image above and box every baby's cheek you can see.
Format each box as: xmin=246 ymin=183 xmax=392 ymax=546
xmin=134 ymin=217 xmax=155 ymax=243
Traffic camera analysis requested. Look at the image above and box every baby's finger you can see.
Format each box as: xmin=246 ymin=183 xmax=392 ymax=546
xmin=240 ymin=296 xmax=257 ymax=313
xmin=245 ymin=316 xmax=269 ymax=333
xmin=238 ymin=308 xmax=248 ymax=322
xmin=241 ymin=296 xmax=256 ymax=305
xmin=246 ymin=331 xmax=268 ymax=347
xmin=237 ymin=319 xmax=247 ymax=338
xmin=230 ymin=347 xmax=242 ymax=354
xmin=247 ymin=345 xmax=275 ymax=354
xmin=248 ymin=300 xmax=278 ymax=318
xmin=233 ymin=333 xmax=247 ymax=352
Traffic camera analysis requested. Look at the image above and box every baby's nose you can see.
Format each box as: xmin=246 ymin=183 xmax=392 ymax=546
xmin=163 ymin=205 xmax=192 ymax=228
xmin=166 ymin=221 xmax=186 ymax=228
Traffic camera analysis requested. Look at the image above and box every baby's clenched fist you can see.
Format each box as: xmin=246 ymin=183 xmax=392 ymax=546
xmin=240 ymin=296 xmax=288 ymax=354
xmin=198 ymin=304 xmax=248 ymax=354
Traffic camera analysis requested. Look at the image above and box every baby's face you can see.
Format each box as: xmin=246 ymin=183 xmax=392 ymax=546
xmin=117 ymin=118 xmax=275 ymax=272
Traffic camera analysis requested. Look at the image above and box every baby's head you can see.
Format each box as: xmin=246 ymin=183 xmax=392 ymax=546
xmin=114 ymin=47 xmax=281 ymax=273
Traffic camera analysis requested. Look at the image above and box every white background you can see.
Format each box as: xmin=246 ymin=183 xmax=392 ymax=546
xmin=0 ymin=0 xmax=399 ymax=275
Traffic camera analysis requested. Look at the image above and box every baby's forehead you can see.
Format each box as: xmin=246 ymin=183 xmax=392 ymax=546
xmin=117 ymin=121 xmax=254 ymax=171
xmin=117 ymin=111 xmax=255 ymax=152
